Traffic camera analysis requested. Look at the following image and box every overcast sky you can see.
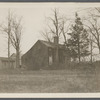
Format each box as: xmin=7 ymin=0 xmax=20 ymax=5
xmin=0 ymin=3 xmax=99 ymax=57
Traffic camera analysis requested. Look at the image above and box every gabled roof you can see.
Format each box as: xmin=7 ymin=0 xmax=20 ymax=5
xmin=10 ymin=53 xmax=16 ymax=58
xmin=39 ymin=40 xmax=65 ymax=49
xmin=22 ymin=40 xmax=66 ymax=57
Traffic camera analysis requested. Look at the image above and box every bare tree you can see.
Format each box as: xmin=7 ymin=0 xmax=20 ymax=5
xmin=7 ymin=10 xmax=12 ymax=59
xmin=43 ymin=8 xmax=62 ymax=64
xmin=42 ymin=8 xmax=72 ymax=65
xmin=0 ymin=10 xmax=13 ymax=67
xmin=41 ymin=28 xmax=53 ymax=42
xmin=50 ymin=9 xmax=61 ymax=64
xmin=0 ymin=11 xmax=23 ymax=68
xmin=94 ymin=7 xmax=100 ymax=17
xmin=48 ymin=9 xmax=62 ymax=38
xmin=85 ymin=13 xmax=100 ymax=54
xmin=60 ymin=18 xmax=71 ymax=47
xmin=10 ymin=16 xmax=22 ymax=68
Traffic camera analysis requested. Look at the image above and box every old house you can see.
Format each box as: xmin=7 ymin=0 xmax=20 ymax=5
xmin=22 ymin=37 xmax=69 ymax=70
xmin=0 ymin=56 xmax=16 ymax=69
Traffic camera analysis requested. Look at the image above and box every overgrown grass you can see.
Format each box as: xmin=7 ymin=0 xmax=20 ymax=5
xmin=0 ymin=64 xmax=99 ymax=93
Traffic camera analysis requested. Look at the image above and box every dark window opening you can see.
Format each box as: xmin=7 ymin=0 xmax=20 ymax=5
xmin=48 ymin=48 xmax=54 ymax=65
xmin=59 ymin=49 xmax=65 ymax=63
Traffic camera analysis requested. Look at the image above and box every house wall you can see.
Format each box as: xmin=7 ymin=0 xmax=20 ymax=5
xmin=0 ymin=59 xmax=16 ymax=69
xmin=47 ymin=48 xmax=68 ymax=69
xmin=22 ymin=40 xmax=70 ymax=70
xmin=22 ymin=41 xmax=48 ymax=70
xmin=0 ymin=60 xmax=2 ymax=69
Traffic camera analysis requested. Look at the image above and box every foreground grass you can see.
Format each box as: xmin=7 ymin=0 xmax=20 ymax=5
xmin=0 ymin=67 xmax=99 ymax=93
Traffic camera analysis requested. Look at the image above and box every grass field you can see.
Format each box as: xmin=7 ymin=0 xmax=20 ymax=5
xmin=0 ymin=66 xmax=99 ymax=93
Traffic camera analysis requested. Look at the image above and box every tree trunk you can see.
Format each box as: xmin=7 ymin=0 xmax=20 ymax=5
xmin=90 ymin=36 xmax=93 ymax=64
xmin=16 ymin=46 xmax=20 ymax=68
xmin=56 ymin=45 xmax=59 ymax=63
xmin=97 ymin=47 xmax=100 ymax=54
xmin=8 ymin=12 xmax=11 ymax=68
xmin=62 ymin=29 xmax=67 ymax=46
xmin=8 ymin=36 xmax=10 ymax=58
xmin=8 ymin=35 xmax=10 ymax=67
xmin=55 ymin=37 xmax=59 ymax=67
xmin=98 ymin=44 xmax=100 ymax=54
xmin=78 ymin=35 xmax=80 ymax=63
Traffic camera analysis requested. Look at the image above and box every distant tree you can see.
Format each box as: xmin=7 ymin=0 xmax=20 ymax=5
xmin=67 ymin=13 xmax=90 ymax=63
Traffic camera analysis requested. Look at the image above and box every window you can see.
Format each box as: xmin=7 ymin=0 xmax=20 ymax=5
xmin=49 ymin=55 xmax=53 ymax=65
xmin=48 ymin=48 xmax=54 ymax=65
xmin=59 ymin=49 xmax=64 ymax=63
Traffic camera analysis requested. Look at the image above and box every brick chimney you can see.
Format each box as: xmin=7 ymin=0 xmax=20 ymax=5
xmin=54 ymin=36 xmax=59 ymax=45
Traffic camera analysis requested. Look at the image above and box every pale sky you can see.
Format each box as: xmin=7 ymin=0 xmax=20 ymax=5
xmin=0 ymin=3 xmax=99 ymax=57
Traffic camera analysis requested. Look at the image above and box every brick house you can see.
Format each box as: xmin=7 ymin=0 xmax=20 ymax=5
xmin=22 ymin=37 xmax=69 ymax=70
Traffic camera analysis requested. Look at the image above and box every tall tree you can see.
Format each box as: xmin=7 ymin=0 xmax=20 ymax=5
xmin=60 ymin=18 xmax=71 ymax=47
xmin=86 ymin=9 xmax=100 ymax=54
xmin=10 ymin=16 xmax=22 ymax=68
xmin=8 ymin=10 xmax=11 ymax=59
xmin=0 ymin=10 xmax=13 ymax=67
xmin=90 ymin=35 xmax=93 ymax=64
xmin=49 ymin=9 xmax=61 ymax=64
xmin=67 ymin=13 xmax=89 ymax=63
xmin=42 ymin=9 xmax=62 ymax=64
xmin=0 ymin=11 xmax=23 ymax=68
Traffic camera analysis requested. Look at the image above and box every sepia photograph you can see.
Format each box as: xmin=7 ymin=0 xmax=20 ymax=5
xmin=0 ymin=2 xmax=100 ymax=97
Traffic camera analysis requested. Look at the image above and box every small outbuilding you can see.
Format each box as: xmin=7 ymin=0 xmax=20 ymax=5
xmin=0 ymin=57 xmax=16 ymax=69
xmin=22 ymin=37 xmax=70 ymax=70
